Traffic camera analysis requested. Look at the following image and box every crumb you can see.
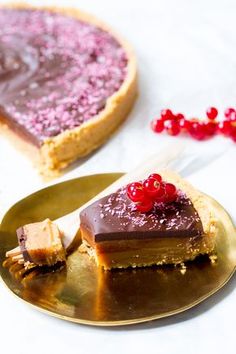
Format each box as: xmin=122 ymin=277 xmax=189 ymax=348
xmin=180 ymin=262 xmax=187 ymax=275
xmin=209 ymin=254 xmax=218 ymax=264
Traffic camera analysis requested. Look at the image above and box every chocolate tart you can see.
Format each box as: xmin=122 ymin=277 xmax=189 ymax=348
xmin=79 ymin=171 xmax=217 ymax=270
xmin=0 ymin=4 xmax=137 ymax=175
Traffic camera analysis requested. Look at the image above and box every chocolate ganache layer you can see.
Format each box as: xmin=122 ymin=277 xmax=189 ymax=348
xmin=80 ymin=188 xmax=204 ymax=243
xmin=0 ymin=9 xmax=127 ymax=146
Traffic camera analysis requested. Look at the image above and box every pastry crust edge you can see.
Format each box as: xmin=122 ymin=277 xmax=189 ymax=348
xmin=161 ymin=170 xmax=217 ymax=249
xmin=0 ymin=2 xmax=138 ymax=176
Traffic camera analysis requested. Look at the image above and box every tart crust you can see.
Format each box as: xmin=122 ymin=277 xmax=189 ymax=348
xmin=160 ymin=170 xmax=217 ymax=241
xmin=80 ymin=170 xmax=218 ymax=270
xmin=0 ymin=3 xmax=138 ymax=175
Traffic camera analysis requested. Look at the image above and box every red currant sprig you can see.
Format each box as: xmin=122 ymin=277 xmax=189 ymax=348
xmin=126 ymin=174 xmax=177 ymax=213
xmin=151 ymin=107 xmax=236 ymax=142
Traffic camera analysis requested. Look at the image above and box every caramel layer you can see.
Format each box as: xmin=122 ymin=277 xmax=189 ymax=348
xmin=80 ymin=226 xmax=215 ymax=270
xmin=17 ymin=219 xmax=66 ymax=266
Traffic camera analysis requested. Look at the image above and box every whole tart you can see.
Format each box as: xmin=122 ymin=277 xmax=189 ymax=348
xmin=0 ymin=5 xmax=137 ymax=174
xmin=79 ymin=171 xmax=217 ymax=270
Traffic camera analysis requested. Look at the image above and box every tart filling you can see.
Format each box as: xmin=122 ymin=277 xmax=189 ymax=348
xmin=79 ymin=172 xmax=217 ymax=270
xmin=0 ymin=7 xmax=137 ymax=173
xmin=16 ymin=219 xmax=66 ymax=267
xmin=0 ymin=8 xmax=127 ymax=145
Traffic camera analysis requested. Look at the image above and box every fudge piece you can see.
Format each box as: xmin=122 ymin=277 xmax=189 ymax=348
xmin=0 ymin=6 xmax=137 ymax=174
xmin=79 ymin=171 xmax=217 ymax=270
xmin=12 ymin=219 xmax=66 ymax=267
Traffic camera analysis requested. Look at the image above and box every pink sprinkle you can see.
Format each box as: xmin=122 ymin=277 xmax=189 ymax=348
xmin=0 ymin=9 xmax=128 ymax=145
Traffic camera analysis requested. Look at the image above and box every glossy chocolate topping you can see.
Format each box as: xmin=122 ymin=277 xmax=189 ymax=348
xmin=80 ymin=188 xmax=204 ymax=242
xmin=0 ymin=9 xmax=127 ymax=146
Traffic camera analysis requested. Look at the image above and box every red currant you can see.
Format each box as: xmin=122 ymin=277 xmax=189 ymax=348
xmin=204 ymin=121 xmax=218 ymax=136
xmin=175 ymin=113 xmax=185 ymax=120
xmin=127 ymin=182 xmax=142 ymax=193
xmin=188 ymin=121 xmax=207 ymax=140
xmin=229 ymin=111 xmax=236 ymax=122
xmin=148 ymin=173 xmax=162 ymax=182
xmin=136 ymin=197 xmax=153 ymax=212
xmin=127 ymin=182 xmax=145 ymax=202
xmin=154 ymin=183 xmax=167 ymax=202
xmin=151 ymin=119 xmax=164 ymax=133
xmin=165 ymin=183 xmax=177 ymax=202
xmin=218 ymin=121 xmax=232 ymax=136
xmin=164 ymin=120 xmax=181 ymax=136
xmin=229 ymin=125 xmax=236 ymax=142
xmin=206 ymin=107 xmax=218 ymax=120
xmin=160 ymin=109 xmax=173 ymax=121
xmin=143 ymin=177 xmax=161 ymax=198
xmin=179 ymin=118 xmax=191 ymax=131
xmin=224 ymin=108 xmax=235 ymax=120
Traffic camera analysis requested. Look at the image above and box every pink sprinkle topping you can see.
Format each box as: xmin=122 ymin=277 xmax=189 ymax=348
xmin=99 ymin=187 xmax=201 ymax=232
xmin=0 ymin=9 xmax=128 ymax=145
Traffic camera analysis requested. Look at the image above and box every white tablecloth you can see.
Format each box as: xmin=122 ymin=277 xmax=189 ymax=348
xmin=0 ymin=0 xmax=235 ymax=353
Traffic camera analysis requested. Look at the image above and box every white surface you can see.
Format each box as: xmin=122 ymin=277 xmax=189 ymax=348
xmin=0 ymin=0 xmax=235 ymax=353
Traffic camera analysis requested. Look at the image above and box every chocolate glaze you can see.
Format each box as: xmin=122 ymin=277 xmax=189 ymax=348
xmin=16 ymin=226 xmax=33 ymax=263
xmin=80 ymin=188 xmax=204 ymax=242
xmin=0 ymin=9 xmax=127 ymax=146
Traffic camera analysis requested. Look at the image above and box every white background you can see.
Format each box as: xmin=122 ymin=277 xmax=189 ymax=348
xmin=0 ymin=1 xmax=236 ymax=353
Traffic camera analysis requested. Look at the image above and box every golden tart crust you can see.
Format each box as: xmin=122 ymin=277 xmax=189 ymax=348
xmin=0 ymin=3 xmax=137 ymax=175
xmin=160 ymin=170 xmax=217 ymax=240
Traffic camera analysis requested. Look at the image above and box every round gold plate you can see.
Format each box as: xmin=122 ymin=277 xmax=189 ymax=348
xmin=0 ymin=173 xmax=236 ymax=326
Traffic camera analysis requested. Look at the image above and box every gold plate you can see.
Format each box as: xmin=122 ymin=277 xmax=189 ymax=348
xmin=0 ymin=173 xmax=236 ymax=326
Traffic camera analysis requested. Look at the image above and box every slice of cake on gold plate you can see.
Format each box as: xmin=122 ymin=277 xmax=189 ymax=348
xmin=79 ymin=171 xmax=217 ymax=270
xmin=0 ymin=4 xmax=137 ymax=175
xmin=6 ymin=219 xmax=66 ymax=268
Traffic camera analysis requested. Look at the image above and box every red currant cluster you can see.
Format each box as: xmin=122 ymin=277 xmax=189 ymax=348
xmin=151 ymin=107 xmax=236 ymax=141
xmin=126 ymin=173 xmax=177 ymax=213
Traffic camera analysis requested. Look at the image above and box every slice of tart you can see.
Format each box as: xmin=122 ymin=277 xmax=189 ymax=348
xmin=6 ymin=219 xmax=66 ymax=268
xmin=79 ymin=171 xmax=217 ymax=270
xmin=0 ymin=5 xmax=137 ymax=175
